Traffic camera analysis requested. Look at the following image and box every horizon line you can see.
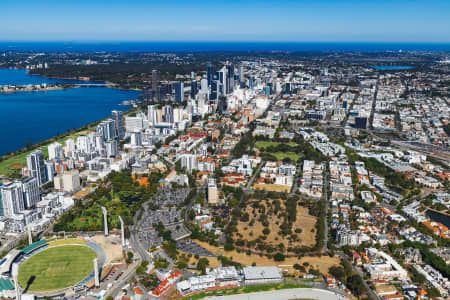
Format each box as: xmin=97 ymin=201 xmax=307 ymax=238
xmin=1 ymin=40 xmax=450 ymax=44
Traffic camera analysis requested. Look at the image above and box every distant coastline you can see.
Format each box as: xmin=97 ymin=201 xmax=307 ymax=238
xmin=1 ymin=41 xmax=450 ymax=52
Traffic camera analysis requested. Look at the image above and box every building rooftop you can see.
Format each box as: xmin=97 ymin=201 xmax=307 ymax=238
xmin=243 ymin=266 xmax=282 ymax=280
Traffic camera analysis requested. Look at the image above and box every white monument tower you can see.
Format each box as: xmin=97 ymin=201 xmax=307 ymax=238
xmin=27 ymin=226 xmax=33 ymax=245
xmin=118 ymin=216 xmax=125 ymax=248
xmin=93 ymin=258 xmax=100 ymax=287
xmin=12 ymin=263 xmax=21 ymax=300
xmin=101 ymin=206 xmax=108 ymax=236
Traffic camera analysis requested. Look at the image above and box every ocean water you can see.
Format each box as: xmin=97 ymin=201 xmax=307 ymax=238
xmin=0 ymin=41 xmax=449 ymax=52
xmin=0 ymin=69 xmax=140 ymax=155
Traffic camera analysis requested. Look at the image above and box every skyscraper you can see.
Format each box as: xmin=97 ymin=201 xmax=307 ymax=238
xmin=239 ymin=65 xmax=245 ymax=83
xmin=207 ymin=62 xmax=214 ymax=86
xmin=210 ymin=80 xmax=218 ymax=100
xmin=26 ymin=150 xmax=47 ymax=186
xmin=190 ymin=80 xmax=198 ymax=99
xmin=217 ymin=67 xmax=227 ymax=96
xmin=226 ymin=62 xmax=234 ymax=94
xmin=200 ymin=79 xmax=208 ymax=93
xmin=174 ymin=81 xmax=184 ymax=102
xmin=112 ymin=110 xmax=125 ymax=139
xmin=152 ymin=69 xmax=158 ymax=100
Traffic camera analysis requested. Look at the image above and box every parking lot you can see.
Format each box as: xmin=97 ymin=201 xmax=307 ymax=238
xmin=153 ymin=187 xmax=191 ymax=206
xmin=176 ymin=239 xmax=217 ymax=257
xmin=136 ymin=194 xmax=191 ymax=250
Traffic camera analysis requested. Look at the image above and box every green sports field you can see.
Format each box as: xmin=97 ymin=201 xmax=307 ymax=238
xmin=18 ymin=245 xmax=97 ymax=292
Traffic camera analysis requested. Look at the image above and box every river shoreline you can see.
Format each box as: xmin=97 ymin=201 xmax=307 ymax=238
xmin=0 ymin=67 xmax=140 ymax=92
xmin=0 ymin=68 xmax=141 ymax=160
xmin=0 ymin=83 xmax=78 ymax=93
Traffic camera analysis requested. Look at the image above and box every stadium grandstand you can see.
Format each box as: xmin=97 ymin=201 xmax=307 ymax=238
xmin=1 ymin=240 xmax=49 ymax=277
xmin=1 ymin=238 xmax=107 ymax=294
xmin=0 ymin=249 xmax=21 ymax=276
xmin=21 ymin=240 xmax=48 ymax=257
xmin=0 ymin=278 xmax=14 ymax=294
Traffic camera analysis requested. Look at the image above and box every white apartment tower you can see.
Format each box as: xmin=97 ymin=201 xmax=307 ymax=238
xmin=48 ymin=142 xmax=64 ymax=160
xmin=22 ymin=177 xmax=40 ymax=208
xmin=26 ymin=150 xmax=47 ymax=186
xmin=0 ymin=182 xmax=24 ymax=217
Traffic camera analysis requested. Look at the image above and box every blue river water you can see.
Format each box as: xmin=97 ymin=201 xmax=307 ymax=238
xmin=0 ymin=69 xmax=140 ymax=156
xmin=371 ymin=66 xmax=415 ymax=70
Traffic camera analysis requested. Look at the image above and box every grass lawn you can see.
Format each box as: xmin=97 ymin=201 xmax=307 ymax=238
xmin=255 ymin=141 xmax=296 ymax=150
xmin=272 ymin=152 xmax=301 ymax=161
xmin=18 ymin=245 xmax=96 ymax=292
xmin=0 ymin=129 xmax=91 ymax=176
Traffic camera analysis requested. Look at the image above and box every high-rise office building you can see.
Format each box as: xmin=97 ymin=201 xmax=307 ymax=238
xmin=210 ymin=80 xmax=218 ymax=100
xmin=22 ymin=177 xmax=40 ymax=208
xmin=174 ymin=81 xmax=184 ymax=102
xmin=190 ymin=80 xmax=198 ymax=99
xmin=152 ymin=69 xmax=158 ymax=99
xmin=355 ymin=117 xmax=368 ymax=129
xmin=239 ymin=65 xmax=245 ymax=83
xmin=112 ymin=110 xmax=125 ymax=139
xmin=200 ymin=79 xmax=208 ymax=93
xmin=217 ymin=67 xmax=227 ymax=96
xmin=226 ymin=62 xmax=234 ymax=94
xmin=0 ymin=182 xmax=24 ymax=217
xmin=26 ymin=150 xmax=47 ymax=186
xmin=207 ymin=62 xmax=214 ymax=86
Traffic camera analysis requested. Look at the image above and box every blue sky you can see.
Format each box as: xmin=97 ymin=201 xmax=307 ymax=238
xmin=1 ymin=0 xmax=449 ymax=42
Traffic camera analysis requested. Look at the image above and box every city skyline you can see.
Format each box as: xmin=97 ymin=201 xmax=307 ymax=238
xmin=1 ymin=0 xmax=449 ymax=42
